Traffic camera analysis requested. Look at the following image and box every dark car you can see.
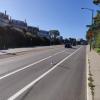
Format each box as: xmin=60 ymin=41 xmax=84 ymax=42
xmin=65 ymin=43 xmax=72 ymax=48
xmin=64 ymin=38 xmax=72 ymax=48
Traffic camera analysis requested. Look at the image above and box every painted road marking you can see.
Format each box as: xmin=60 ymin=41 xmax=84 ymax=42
xmin=8 ymin=46 xmax=82 ymax=100
xmin=0 ymin=49 xmax=67 ymax=80
xmin=0 ymin=47 xmax=62 ymax=64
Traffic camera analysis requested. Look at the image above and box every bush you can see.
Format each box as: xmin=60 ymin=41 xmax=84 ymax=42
xmin=96 ymin=48 xmax=100 ymax=53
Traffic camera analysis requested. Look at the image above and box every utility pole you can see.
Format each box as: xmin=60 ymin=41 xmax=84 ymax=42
xmin=81 ymin=8 xmax=94 ymax=51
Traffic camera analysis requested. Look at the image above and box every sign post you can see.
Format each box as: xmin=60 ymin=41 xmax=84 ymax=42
xmin=88 ymin=31 xmax=94 ymax=51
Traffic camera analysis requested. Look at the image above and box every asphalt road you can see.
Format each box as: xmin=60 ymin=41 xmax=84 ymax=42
xmin=0 ymin=45 xmax=86 ymax=100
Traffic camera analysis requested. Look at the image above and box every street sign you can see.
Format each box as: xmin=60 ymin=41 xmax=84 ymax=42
xmin=88 ymin=31 xmax=94 ymax=39
xmin=86 ymin=25 xmax=92 ymax=27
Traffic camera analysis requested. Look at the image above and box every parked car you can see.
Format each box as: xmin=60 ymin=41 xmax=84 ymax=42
xmin=64 ymin=38 xmax=73 ymax=48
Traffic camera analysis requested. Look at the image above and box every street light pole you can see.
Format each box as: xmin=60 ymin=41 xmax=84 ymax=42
xmin=81 ymin=8 xmax=94 ymax=51
xmin=92 ymin=9 xmax=94 ymax=26
xmin=81 ymin=8 xmax=94 ymax=25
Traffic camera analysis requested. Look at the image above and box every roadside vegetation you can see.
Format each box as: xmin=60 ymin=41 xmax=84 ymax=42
xmin=0 ymin=26 xmax=63 ymax=49
xmin=0 ymin=11 xmax=64 ymax=50
xmin=86 ymin=11 xmax=100 ymax=53
xmin=88 ymin=58 xmax=95 ymax=100
xmin=95 ymin=48 xmax=100 ymax=53
xmin=86 ymin=1 xmax=100 ymax=53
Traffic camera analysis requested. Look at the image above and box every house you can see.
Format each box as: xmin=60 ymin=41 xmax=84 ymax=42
xmin=0 ymin=11 xmax=9 ymax=27
xmin=10 ymin=19 xmax=27 ymax=31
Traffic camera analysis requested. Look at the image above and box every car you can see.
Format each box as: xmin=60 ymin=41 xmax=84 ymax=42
xmin=65 ymin=43 xmax=72 ymax=48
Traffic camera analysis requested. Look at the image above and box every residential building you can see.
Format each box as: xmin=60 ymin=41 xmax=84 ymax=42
xmin=10 ymin=19 xmax=27 ymax=30
xmin=0 ymin=11 xmax=9 ymax=27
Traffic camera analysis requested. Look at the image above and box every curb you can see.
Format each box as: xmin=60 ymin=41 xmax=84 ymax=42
xmin=86 ymin=47 xmax=92 ymax=100
xmin=0 ymin=46 xmax=55 ymax=56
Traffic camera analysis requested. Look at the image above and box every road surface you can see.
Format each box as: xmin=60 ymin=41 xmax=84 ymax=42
xmin=0 ymin=45 xmax=86 ymax=100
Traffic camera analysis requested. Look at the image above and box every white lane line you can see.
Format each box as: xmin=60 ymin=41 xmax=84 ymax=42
xmin=0 ymin=49 xmax=67 ymax=80
xmin=0 ymin=47 xmax=64 ymax=64
xmin=8 ymin=46 xmax=82 ymax=100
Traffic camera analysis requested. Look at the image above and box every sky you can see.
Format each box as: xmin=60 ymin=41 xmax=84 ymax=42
xmin=0 ymin=0 xmax=99 ymax=39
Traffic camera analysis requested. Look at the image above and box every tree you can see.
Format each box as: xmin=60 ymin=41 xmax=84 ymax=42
xmin=49 ymin=30 xmax=60 ymax=44
xmin=49 ymin=30 xmax=60 ymax=39
xmin=93 ymin=0 xmax=100 ymax=5
xmin=87 ymin=11 xmax=100 ymax=48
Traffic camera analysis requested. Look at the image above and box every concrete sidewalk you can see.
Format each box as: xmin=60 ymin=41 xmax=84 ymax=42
xmin=88 ymin=49 xmax=100 ymax=100
xmin=0 ymin=45 xmax=63 ymax=55
xmin=0 ymin=48 xmax=37 ymax=55
xmin=0 ymin=47 xmax=48 ymax=55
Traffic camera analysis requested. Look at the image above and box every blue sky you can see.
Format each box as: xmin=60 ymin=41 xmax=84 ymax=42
xmin=0 ymin=0 xmax=99 ymax=39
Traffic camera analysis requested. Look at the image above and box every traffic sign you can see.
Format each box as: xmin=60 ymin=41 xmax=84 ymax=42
xmin=88 ymin=31 xmax=94 ymax=39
